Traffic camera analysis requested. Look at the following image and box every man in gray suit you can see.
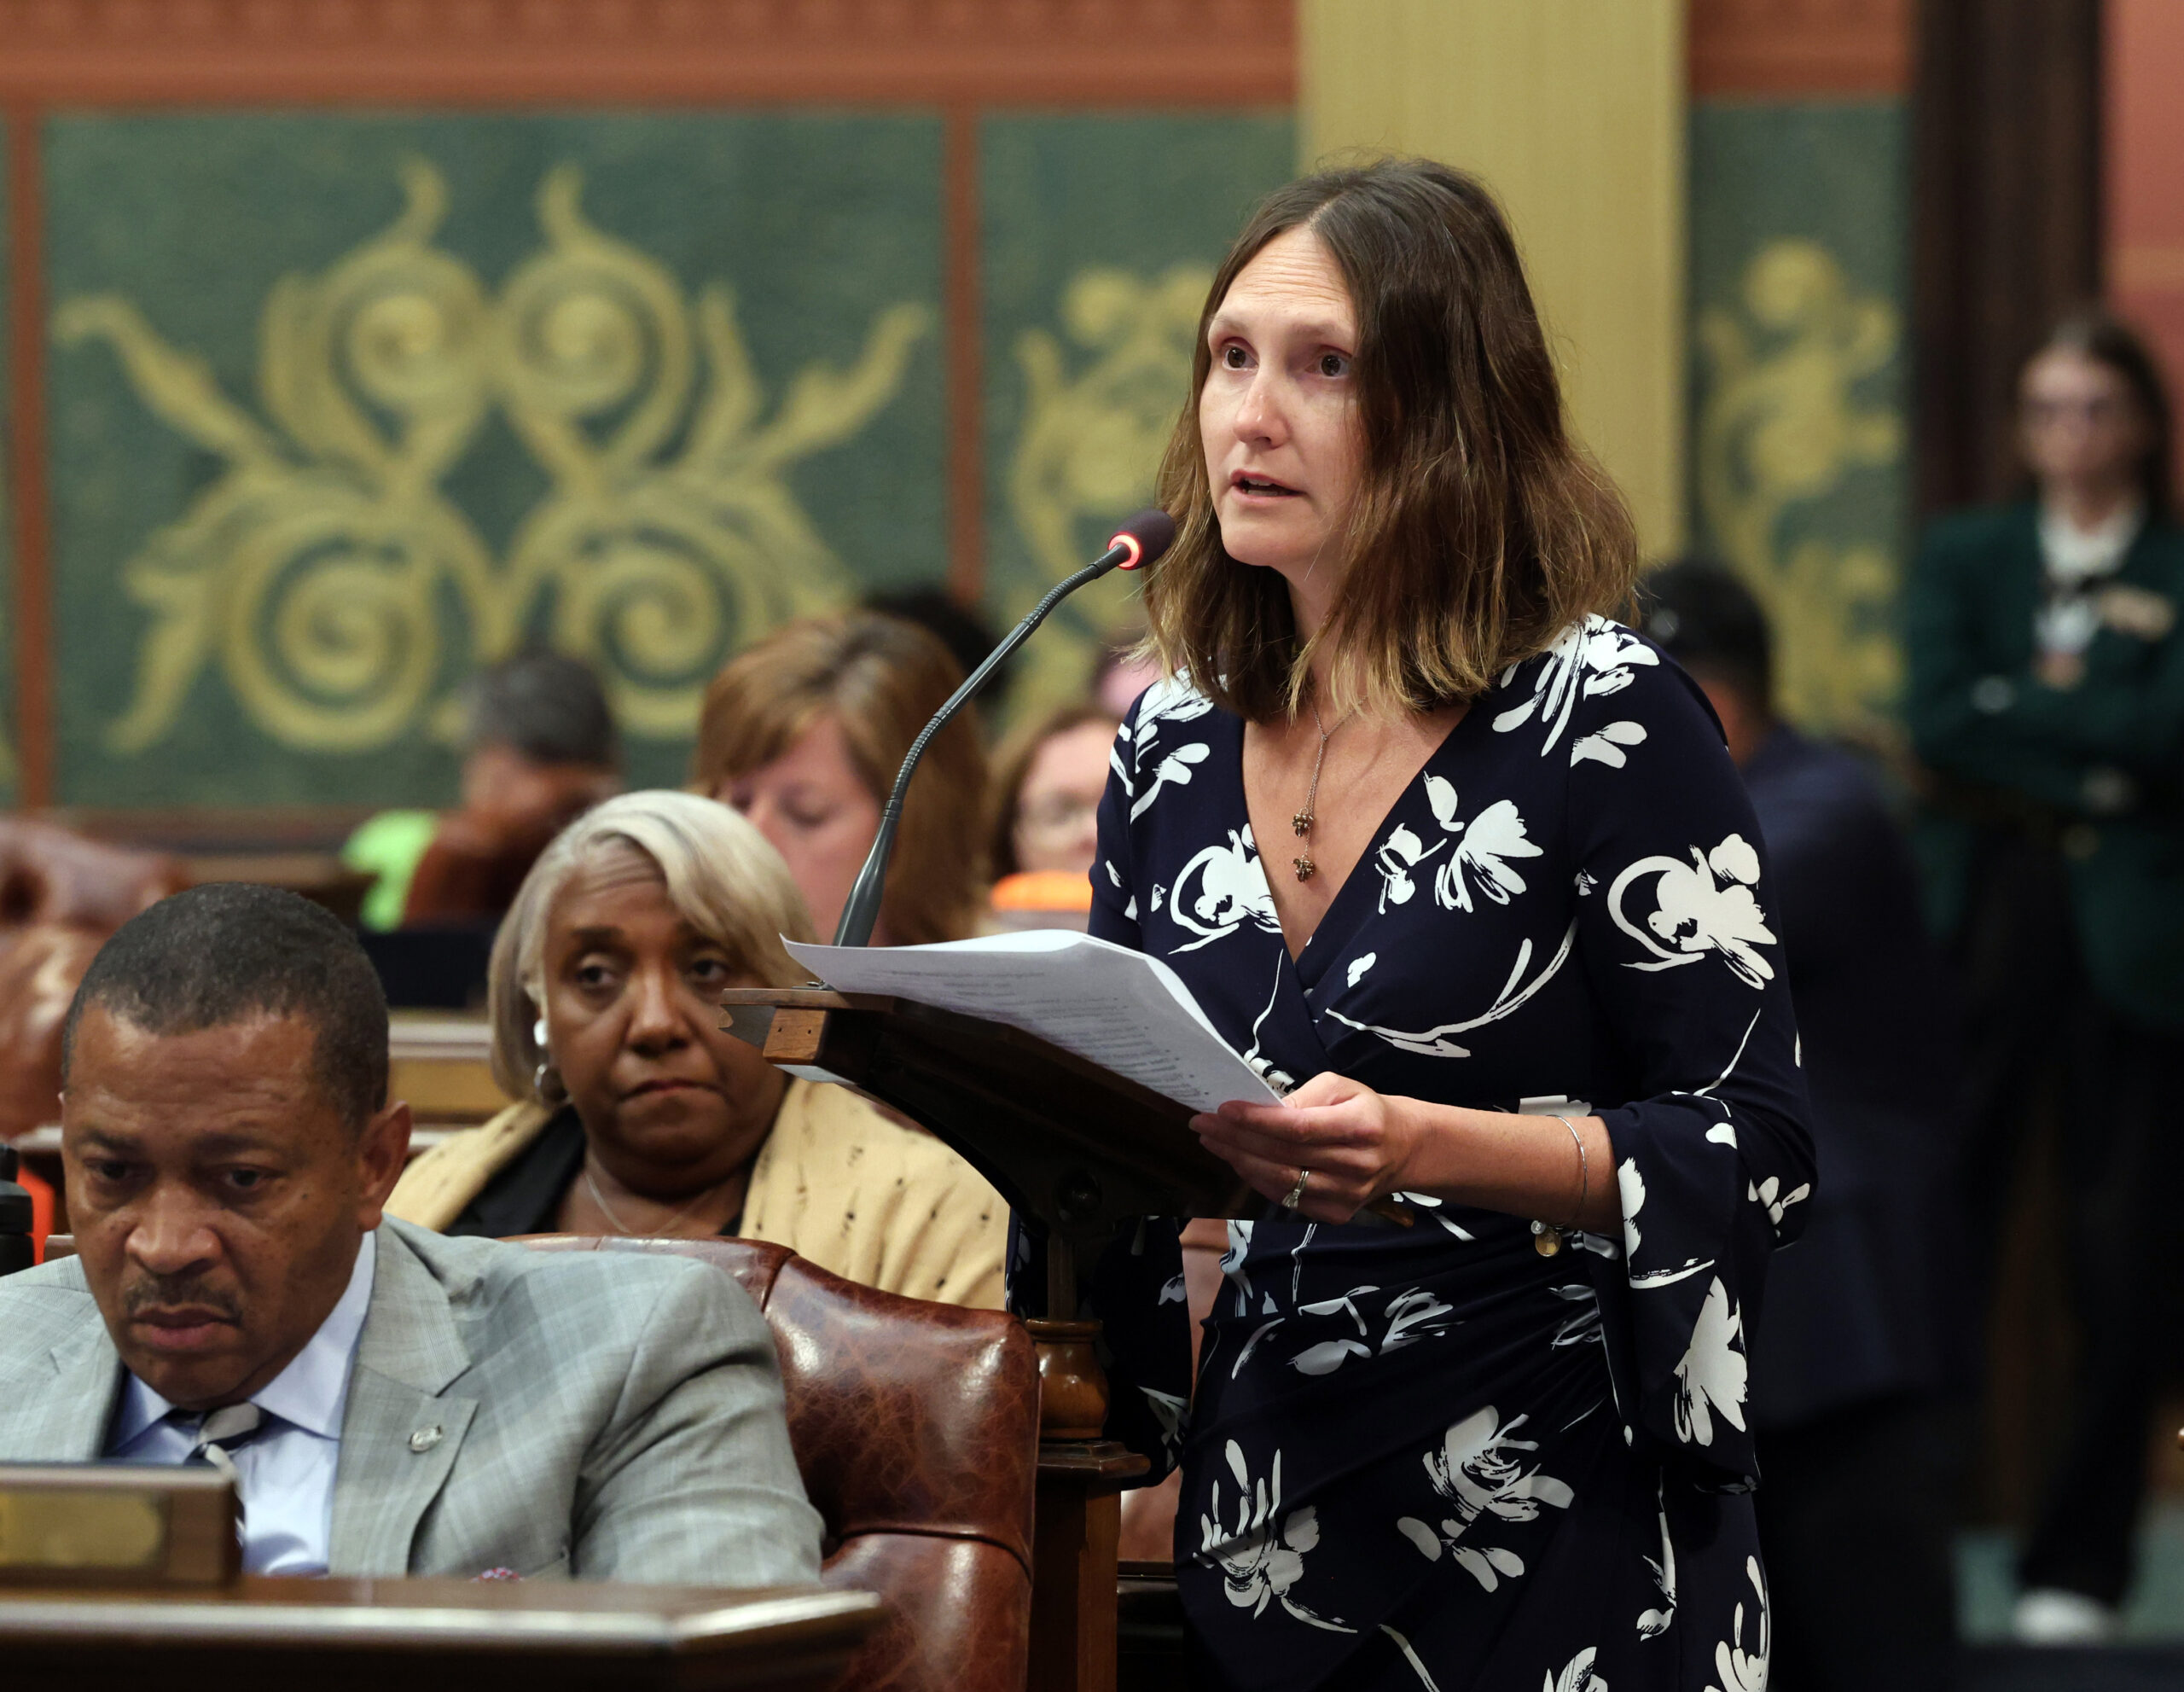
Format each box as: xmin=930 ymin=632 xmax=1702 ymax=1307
xmin=0 ymin=883 xmax=822 ymax=1584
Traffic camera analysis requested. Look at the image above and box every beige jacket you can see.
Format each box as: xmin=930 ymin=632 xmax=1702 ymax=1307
xmin=387 ymin=1079 xmax=1009 ymax=1310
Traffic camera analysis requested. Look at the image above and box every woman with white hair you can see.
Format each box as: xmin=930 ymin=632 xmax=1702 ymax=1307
xmin=387 ymin=791 xmax=1008 ymax=1307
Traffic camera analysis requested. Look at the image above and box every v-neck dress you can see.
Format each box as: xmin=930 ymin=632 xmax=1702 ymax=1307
xmin=1048 ymin=618 xmax=1815 ymax=1692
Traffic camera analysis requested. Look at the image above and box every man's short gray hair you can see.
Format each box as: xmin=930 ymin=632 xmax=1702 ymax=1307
xmin=487 ymin=791 xmax=815 ymax=1102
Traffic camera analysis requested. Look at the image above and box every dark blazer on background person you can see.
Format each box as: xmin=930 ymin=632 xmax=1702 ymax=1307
xmin=1903 ymin=502 xmax=2184 ymax=1030
xmin=1739 ymin=724 xmax=1969 ymax=1425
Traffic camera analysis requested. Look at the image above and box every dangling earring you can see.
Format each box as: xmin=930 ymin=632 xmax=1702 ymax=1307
xmin=532 ymin=1016 xmax=565 ymax=1103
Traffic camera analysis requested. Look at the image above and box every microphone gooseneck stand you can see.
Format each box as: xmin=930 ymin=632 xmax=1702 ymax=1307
xmin=829 ymin=505 xmax=1177 ymax=948
xmin=732 ymin=508 xmax=1179 ymax=1692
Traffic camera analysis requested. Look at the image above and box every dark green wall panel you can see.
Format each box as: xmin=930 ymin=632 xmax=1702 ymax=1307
xmin=1687 ymin=99 xmax=1910 ymax=737
xmin=980 ymin=113 xmax=1294 ymax=722
xmin=44 ymin=112 xmax=946 ymax=802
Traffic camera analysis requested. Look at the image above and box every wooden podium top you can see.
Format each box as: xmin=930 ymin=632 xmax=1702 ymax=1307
xmin=0 ymin=1577 xmax=882 ymax=1692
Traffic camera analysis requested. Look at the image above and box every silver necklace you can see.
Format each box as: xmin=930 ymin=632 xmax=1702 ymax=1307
xmin=583 ymin=1163 xmax=722 ymax=1238
xmin=1290 ymin=697 xmax=1350 ymax=882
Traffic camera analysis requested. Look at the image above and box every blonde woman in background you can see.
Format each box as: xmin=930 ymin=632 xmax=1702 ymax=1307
xmin=387 ymin=791 xmax=1007 ymax=1308
xmin=694 ymin=611 xmax=987 ymax=945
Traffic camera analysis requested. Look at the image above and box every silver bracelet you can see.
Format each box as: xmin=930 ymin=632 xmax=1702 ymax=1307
xmin=1548 ymin=1112 xmax=1587 ymax=1232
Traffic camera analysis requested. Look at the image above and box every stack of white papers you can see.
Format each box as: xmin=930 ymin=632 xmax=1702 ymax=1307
xmin=783 ymin=930 xmax=1281 ymax=1115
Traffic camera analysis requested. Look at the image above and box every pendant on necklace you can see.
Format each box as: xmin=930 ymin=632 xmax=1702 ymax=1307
xmin=1531 ymin=1221 xmax=1564 ymax=1258
xmin=1293 ymin=854 xmax=1317 ymax=881
xmin=1291 ymin=810 xmax=1314 ymax=836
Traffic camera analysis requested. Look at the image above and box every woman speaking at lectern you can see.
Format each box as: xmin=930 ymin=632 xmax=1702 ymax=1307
xmin=1054 ymin=160 xmax=1815 ymax=1690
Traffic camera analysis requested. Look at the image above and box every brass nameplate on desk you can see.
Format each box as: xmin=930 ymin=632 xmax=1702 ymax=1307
xmin=0 ymin=1466 xmax=237 ymax=1588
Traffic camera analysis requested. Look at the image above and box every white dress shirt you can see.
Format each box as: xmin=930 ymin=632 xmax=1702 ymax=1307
xmin=105 ymin=1229 xmax=377 ymax=1575
xmin=2036 ymin=498 xmax=2145 ymax=657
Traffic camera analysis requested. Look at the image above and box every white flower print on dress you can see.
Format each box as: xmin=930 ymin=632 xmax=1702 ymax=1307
xmin=1396 ymin=1407 xmax=1575 ymax=1592
xmin=1327 ymin=922 xmax=1577 ymax=1058
xmin=1112 ymin=676 xmax=1214 ymax=803
xmin=1618 ymin=1159 xmax=1646 ymax=1259
xmin=1287 ymin=1285 xmax=1457 ymax=1375
xmin=1571 ymin=719 xmax=1648 ymax=769
xmin=1218 ymin=1220 xmax=1256 ymax=1315
xmin=1608 ymin=834 xmax=1777 ymax=988
xmin=1705 ymin=1558 xmax=1770 ymax=1692
xmin=1200 ymin=1440 xmax=1354 ymax=1632
xmin=1382 ymin=1288 xmax=1458 ymax=1350
xmin=1291 ymin=1284 xmax=1381 ymax=1376
xmin=1544 ymin=1646 xmax=1608 ymax=1692
xmin=1390 ymin=1191 xmax=1478 ymax=1240
xmin=1749 ymin=1174 xmax=1811 ymax=1231
xmin=1493 ymin=616 xmax=1661 ymax=755
xmin=1637 ymin=1480 xmax=1677 ymax=1638
xmin=1242 ymin=959 xmax=1298 ymax=1093
xmin=1418 ymin=775 xmax=1544 ymax=913
xmin=1131 ymin=740 xmax=1210 ymax=820
xmin=1170 ymin=827 xmax=1282 ymax=953
xmin=1549 ymin=1282 xmax=1604 ymax=1350
xmin=1621 ymin=1154 xmax=1721 ymax=1288
xmin=1374 ymin=823 xmax=1446 ymax=911
xmin=1672 ymin=1277 xmax=1749 ymax=1448
xmin=1141 ymin=1387 xmax=1188 ymax=1458
xmin=1380 ymin=1623 xmax=1446 ymax=1691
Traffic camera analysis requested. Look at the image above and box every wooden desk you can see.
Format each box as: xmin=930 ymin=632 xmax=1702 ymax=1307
xmin=0 ymin=1577 xmax=883 ymax=1692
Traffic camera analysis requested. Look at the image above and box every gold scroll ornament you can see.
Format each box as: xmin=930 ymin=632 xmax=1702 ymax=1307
xmin=1004 ymin=265 xmax=1209 ymax=724
xmin=1694 ymin=238 xmax=1905 ymax=738
xmin=56 ymin=159 xmax=930 ymax=754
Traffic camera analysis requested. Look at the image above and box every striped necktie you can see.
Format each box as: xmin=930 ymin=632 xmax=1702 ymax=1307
xmin=185 ymin=1403 xmax=264 ymax=1483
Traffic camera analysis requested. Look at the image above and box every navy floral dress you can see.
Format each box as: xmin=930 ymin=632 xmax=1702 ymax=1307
xmin=1041 ymin=618 xmax=1815 ymax=1692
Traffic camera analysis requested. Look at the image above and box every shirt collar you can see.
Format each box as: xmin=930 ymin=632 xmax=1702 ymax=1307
xmin=2040 ymin=498 xmax=2144 ymax=585
xmin=109 ymin=1229 xmax=378 ymax=1446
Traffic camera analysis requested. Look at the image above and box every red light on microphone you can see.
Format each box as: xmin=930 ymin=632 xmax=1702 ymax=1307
xmin=1107 ymin=509 xmax=1175 ymax=572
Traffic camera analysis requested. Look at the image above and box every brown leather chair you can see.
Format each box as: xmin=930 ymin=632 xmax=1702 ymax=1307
xmin=0 ymin=820 xmax=188 ymax=1145
xmin=519 ymin=1235 xmax=1037 ymax=1692
xmin=0 ymin=817 xmax=188 ymax=934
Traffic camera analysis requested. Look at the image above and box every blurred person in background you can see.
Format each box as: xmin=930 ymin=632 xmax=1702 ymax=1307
xmin=344 ymin=650 xmax=621 ymax=931
xmin=388 ymin=791 xmax=1007 ymax=1307
xmin=694 ymin=611 xmax=987 ymax=946
xmin=1647 ymin=559 xmax=1966 ymax=1692
xmin=1091 ymin=625 xmax=1163 ymax=718
xmin=863 ymin=584 xmax=1013 ymax=721
xmin=1904 ymin=311 xmax=2184 ymax=1643
xmin=985 ymin=704 xmax=1120 ymax=927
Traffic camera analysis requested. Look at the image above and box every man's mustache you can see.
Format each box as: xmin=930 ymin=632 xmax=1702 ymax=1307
xmin=122 ymin=1274 xmax=241 ymax=1323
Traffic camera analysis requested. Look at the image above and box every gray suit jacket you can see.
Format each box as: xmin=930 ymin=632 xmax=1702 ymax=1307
xmin=0 ymin=1218 xmax=823 ymax=1584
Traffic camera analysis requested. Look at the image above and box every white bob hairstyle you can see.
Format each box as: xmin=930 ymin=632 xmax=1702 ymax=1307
xmin=486 ymin=789 xmax=816 ymax=1102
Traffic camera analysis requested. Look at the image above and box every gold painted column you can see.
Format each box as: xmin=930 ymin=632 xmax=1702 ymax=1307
xmin=1301 ymin=0 xmax=1687 ymax=555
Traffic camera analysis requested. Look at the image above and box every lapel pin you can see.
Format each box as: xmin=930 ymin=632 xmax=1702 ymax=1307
xmin=410 ymin=1425 xmax=444 ymax=1454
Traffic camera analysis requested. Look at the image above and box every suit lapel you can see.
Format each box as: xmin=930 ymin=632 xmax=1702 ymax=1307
xmin=0 ymin=1324 xmax=123 ymax=1462
xmin=328 ymin=1224 xmax=479 ymax=1576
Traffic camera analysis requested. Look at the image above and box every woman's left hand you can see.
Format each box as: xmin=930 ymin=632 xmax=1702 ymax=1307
xmin=1192 ymin=1072 xmax=1418 ymax=1223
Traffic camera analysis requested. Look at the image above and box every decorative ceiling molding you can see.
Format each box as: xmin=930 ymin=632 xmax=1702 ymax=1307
xmin=1689 ymin=0 xmax=1909 ymax=98
xmin=0 ymin=0 xmax=1297 ymax=106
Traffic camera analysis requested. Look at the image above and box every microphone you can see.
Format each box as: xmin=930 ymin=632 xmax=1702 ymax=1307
xmin=832 ymin=507 xmax=1176 ymax=947
xmin=0 ymin=1146 xmax=34 ymax=1277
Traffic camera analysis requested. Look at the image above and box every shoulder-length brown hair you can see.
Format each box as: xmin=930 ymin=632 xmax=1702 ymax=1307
xmin=1146 ymin=157 xmax=1641 ymax=722
xmin=693 ymin=611 xmax=987 ymax=945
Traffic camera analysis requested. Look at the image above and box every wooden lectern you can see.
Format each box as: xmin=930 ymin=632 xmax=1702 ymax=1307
xmin=720 ymin=987 xmax=1248 ymax=1692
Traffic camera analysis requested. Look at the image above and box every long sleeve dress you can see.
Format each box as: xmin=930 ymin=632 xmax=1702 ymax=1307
xmin=1047 ymin=616 xmax=1815 ymax=1692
